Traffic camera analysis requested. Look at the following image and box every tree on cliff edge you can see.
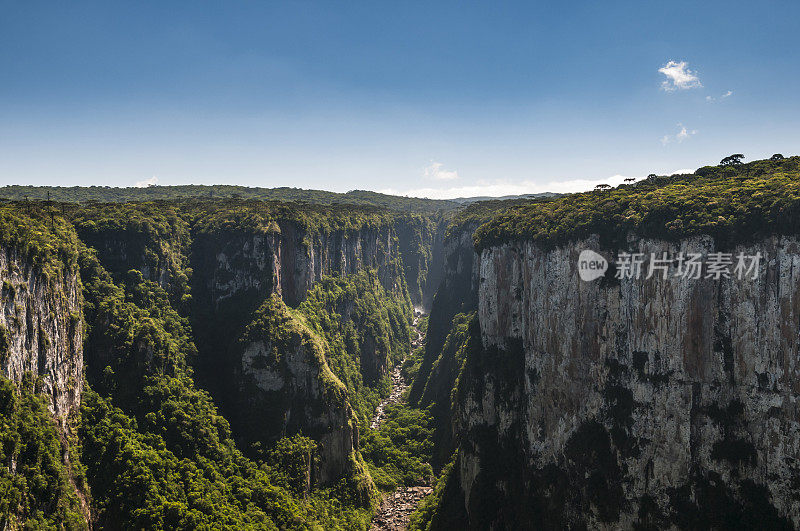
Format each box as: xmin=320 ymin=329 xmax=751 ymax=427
xmin=720 ymin=154 xmax=745 ymax=166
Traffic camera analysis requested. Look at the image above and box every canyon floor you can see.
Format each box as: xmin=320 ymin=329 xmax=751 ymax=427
xmin=370 ymin=313 xmax=433 ymax=531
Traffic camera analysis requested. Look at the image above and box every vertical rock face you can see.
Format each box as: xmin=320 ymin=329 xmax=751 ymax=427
xmin=450 ymin=234 xmax=800 ymax=528
xmin=196 ymin=230 xmax=282 ymax=308
xmin=0 ymin=246 xmax=83 ymax=426
xmin=193 ymin=222 xmax=398 ymax=309
xmin=191 ymin=220 xmax=414 ymax=484
xmin=394 ymin=217 xmax=448 ymax=310
xmin=278 ymin=223 xmax=397 ymax=306
xmin=236 ymin=296 xmax=356 ymax=485
xmin=411 ymin=223 xmax=480 ymax=407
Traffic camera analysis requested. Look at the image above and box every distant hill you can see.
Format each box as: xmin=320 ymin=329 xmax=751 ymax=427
xmin=450 ymin=192 xmax=560 ymax=204
xmin=0 ymin=184 xmax=461 ymax=213
xmin=0 ymin=184 xmax=568 ymax=213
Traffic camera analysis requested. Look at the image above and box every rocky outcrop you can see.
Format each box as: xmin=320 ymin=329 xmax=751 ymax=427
xmin=0 ymin=246 xmax=83 ymax=427
xmin=236 ymin=295 xmax=358 ymax=485
xmin=446 ymin=234 xmax=800 ymax=528
xmin=191 ymin=221 xmax=396 ymax=400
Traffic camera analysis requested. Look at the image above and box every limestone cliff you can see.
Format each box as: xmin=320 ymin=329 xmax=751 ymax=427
xmin=444 ymin=234 xmax=800 ymax=528
xmin=0 ymin=245 xmax=83 ymax=426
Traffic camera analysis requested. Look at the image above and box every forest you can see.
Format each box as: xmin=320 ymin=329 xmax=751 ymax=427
xmin=474 ymin=156 xmax=800 ymax=251
xmin=0 ymin=185 xmax=457 ymax=214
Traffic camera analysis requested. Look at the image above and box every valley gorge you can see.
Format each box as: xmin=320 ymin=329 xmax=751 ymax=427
xmin=3 ymin=156 xmax=800 ymax=529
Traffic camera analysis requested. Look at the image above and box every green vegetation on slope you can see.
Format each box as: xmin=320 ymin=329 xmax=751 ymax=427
xmin=233 ymin=293 xmax=354 ymax=453
xmin=474 ymin=156 xmax=800 ymax=251
xmin=0 ymin=374 xmax=86 ymax=529
xmin=408 ymin=453 xmax=460 ymax=531
xmin=79 ymin=243 xmax=376 ymax=529
xmin=401 ymin=315 xmax=428 ymax=383
xmin=413 ymin=313 xmax=480 ymax=467
xmin=296 ymin=270 xmax=411 ymax=425
xmin=0 ymin=205 xmax=79 ymax=281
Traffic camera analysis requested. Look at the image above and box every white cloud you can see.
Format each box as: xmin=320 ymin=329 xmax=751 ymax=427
xmin=423 ymin=161 xmax=459 ymax=181
xmin=658 ymin=60 xmax=702 ymax=91
xmin=706 ymin=90 xmax=733 ymax=102
xmin=661 ymin=124 xmax=697 ymax=145
xmin=379 ymin=174 xmax=637 ymax=200
xmin=135 ymin=176 xmax=159 ymax=188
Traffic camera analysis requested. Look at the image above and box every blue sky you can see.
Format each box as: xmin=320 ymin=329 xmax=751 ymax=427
xmin=2 ymin=1 xmax=799 ymax=198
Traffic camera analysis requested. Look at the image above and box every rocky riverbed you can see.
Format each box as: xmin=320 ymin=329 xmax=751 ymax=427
xmin=370 ymin=311 xmax=431 ymax=531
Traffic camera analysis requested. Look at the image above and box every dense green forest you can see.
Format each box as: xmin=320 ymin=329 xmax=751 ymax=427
xmin=0 ymin=375 xmax=86 ymax=529
xmin=0 ymin=185 xmax=457 ymax=213
xmin=474 ymin=156 xmax=800 ymax=251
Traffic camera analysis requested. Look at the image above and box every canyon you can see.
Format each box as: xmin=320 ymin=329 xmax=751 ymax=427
xmin=2 ymin=157 xmax=800 ymax=529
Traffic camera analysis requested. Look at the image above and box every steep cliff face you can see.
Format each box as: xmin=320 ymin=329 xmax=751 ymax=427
xmin=447 ymin=234 xmax=800 ymax=528
xmin=236 ymin=295 xmax=359 ymax=485
xmin=407 ymin=223 xmax=482 ymax=468
xmin=191 ymin=218 xmax=414 ymax=484
xmin=0 ymin=245 xmax=83 ymax=425
xmin=410 ymin=223 xmax=480 ymax=408
xmin=193 ymin=221 xmax=398 ymax=309
xmin=394 ymin=216 xmax=448 ymax=310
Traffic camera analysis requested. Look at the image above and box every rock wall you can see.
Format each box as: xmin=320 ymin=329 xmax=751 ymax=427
xmin=447 ymin=234 xmax=800 ymax=528
xmin=193 ymin=221 xmax=398 ymax=309
xmin=394 ymin=217 xmax=448 ymax=310
xmin=74 ymin=220 xmax=189 ymax=294
xmin=0 ymin=246 xmax=83 ymax=427
xmin=191 ymin=219 xmax=415 ymax=485
xmin=235 ymin=296 xmax=358 ymax=486
xmin=411 ymin=222 xmax=480 ymax=407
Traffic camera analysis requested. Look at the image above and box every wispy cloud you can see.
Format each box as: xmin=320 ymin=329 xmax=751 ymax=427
xmin=379 ymin=174 xmax=637 ymax=200
xmin=706 ymin=90 xmax=733 ymax=102
xmin=661 ymin=124 xmax=697 ymax=145
xmin=659 ymin=60 xmax=702 ymax=91
xmin=423 ymin=161 xmax=459 ymax=180
xmin=135 ymin=176 xmax=159 ymax=188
